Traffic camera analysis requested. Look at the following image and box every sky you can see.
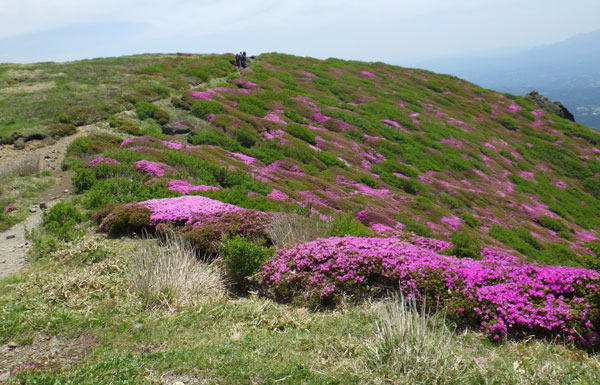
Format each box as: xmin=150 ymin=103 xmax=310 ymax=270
xmin=1 ymin=0 xmax=599 ymax=64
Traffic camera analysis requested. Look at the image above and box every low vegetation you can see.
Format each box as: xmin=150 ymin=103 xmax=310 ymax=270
xmin=1 ymin=52 xmax=600 ymax=383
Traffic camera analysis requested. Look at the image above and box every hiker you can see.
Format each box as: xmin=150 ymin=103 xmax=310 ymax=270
xmin=241 ymin=52 xmax=247 ymax=69
xmin=235 ymin=53 xmax=240 ymax=68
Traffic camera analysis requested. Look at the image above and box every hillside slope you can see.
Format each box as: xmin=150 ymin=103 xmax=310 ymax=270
xmin=2 ymin=52 xmax=600 ymax=383
xmin=55 ymin=52 xmax=600 ymax=267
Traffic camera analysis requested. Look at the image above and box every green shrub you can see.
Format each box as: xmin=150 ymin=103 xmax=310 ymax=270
xmin=188 ymin=130 xmax=242 ymax=151
xmin=46 ymin=122 xmax=77 ymax=138
xmin=587 ymin=241 xmax=600 ymax=258
xmin=135 ymin=102 xmax=158 ymax=120
xmin=191 ymin=100 xmax=224 ymax=118
xmin=58 ymin=106 xmax=105 ymax=126
xmin=286 ymin=124 xmax=316 ymax=145
xmin=108 ymin=117 xmax=141 ymax=135
xmin=440 ymin=193 xmax=462 ymax=209
xmin=445 ymin=232 xmax=481 ymax=259
xmin=489 ymin=225 xmax=542 ymax=259
xmin=459 ymin=213 xmax=481 ymax=228
xmin=221 ymin=236 xmax=274 ymax=282
xmin=234 ymin=128 xmax=258 ymax=147
xmin=396 ymin=213 xmax=432 ymax=237
xmin=499 ymin=117 xmax=518 ymax=131
xmin=329 ymin=213 xmax=372 ymax=237
xmin=314 ymin=150 xmax=345 ymax=169
xmin=535 ymin=215 xmax=568 ymax=233
xmin=358 ymin=175 xmax=378 ymax=188
xmin=96 ymin=204 xmax=152 ymax=236
xmin=42 ymin=202 xmax=86 ymax=241
xmin=238 ymin=98 xmax=269 ymax=117
xmin=153 ymin=108 xmax=170 ymax=125
xmin=538 ymin=243 xmax=582 ymax=267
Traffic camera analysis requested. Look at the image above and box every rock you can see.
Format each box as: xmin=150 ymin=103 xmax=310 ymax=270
xmin=5 ymin=234 xmax=15 ymax=240
xmin=7 ymin=341 xmax=17 ymax=349
xmin=173 ymin=382 xmax=185 ymax=385
xmin=162 ymin=122 xmax=192 ymax=135
xmin=64 ymin=189 xmax=69 ymax=193
xmin=525 ymin=91 xmax=575 ymax=122
xmin=29 ymin=207 xmax=37 ymax=213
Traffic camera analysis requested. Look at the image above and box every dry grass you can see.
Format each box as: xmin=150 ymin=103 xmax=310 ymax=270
xmin=0 ymin=153 xmax=42 ymax=178
xmin=266 ymin=213 xmax=330 ymax=249
xmin=0 ymin=81 xmax=56 ymax=95
xmin=131 ymin=232 xmax=226 ymax=309
xmin=367 ymin=295 xmax=600 ymax=384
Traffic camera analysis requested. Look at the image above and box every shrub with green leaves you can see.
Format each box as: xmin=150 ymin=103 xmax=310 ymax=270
xmin=329 ymin=213 xmax=372 ymax=237
xmin=221 ymin=236 xmax=274 ymax=283
xmin=191 ymin=99 xmax=224 ymax=118
xmin=43 ymin=202 xmax=86 ymax=241
xmin=286 ymin=123 xmax=316 ymax=145
xmin=444 ymin=232 xmax=481 ymax=259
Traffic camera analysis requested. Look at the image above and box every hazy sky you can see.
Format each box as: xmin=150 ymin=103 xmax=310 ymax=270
xmin=1 ymin=0 xmax=599 ymax=64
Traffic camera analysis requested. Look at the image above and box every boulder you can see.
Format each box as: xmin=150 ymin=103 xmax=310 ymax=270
xmin=525 ymin=91 xmax=575 ymax=122
xmin=162 ymin=121 xmax=192 ymax=135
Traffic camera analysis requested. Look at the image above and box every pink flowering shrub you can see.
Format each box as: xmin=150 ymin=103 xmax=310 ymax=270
xmin=267 ymin=189 xmax=289 ymax=201
xmin=179 ymin=210 xmax=272 ymax=257
xmin=87 ymin=157 xmax=121 ymax=167
xmin=167 ymin=179 xmax=220 ymax=194
xmin=139 ymin=195 xmax=247 ymax=226
xmin=134 ymin=160 xmax=177 ymax=177
xmin=261 ymin=236 xmax=600 ymax=341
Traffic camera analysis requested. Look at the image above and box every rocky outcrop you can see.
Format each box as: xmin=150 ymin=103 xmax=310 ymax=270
xmin=162 ymin=121 xmax=192 ymax=135
xmin=525 ymin=91 xmax=575 ymax=122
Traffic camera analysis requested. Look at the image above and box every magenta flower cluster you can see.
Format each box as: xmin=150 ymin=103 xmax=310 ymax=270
xmin=167 ymin=179 xmax=220 ymax=194
xmin=137 ymin=195 xmax=249 ymax=225
xmin=86 ymin=157 xmax=121 ymax=167
xmin=261 ymin=236 xmax=600 ymax=340
xmin=134 ymin=160 xmax=177 ymax=177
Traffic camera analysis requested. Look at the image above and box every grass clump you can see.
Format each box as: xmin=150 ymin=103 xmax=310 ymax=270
xmin=132 ymin=232 xmax=225 ymax=309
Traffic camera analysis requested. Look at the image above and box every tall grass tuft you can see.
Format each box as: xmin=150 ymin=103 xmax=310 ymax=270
xmin=266 ymin=213 xmax=330 ymax=249
xmin=0 ymin=153 xmax=41 ymax=178
xmin=368 ymin=295 xmax=470 ymax=384
xmin=131 ymin=231 xmax=226 ymax=309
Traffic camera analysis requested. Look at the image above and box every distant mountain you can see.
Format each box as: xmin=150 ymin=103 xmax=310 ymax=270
xmin=412 ymin=30 xmax=600 ymax=129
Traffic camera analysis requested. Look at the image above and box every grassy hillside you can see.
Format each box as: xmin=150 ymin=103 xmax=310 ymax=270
xmin=48 ymin=52 xmax=600 ymax=267
xmin=2 ymin=52 xmax=600 ymax=383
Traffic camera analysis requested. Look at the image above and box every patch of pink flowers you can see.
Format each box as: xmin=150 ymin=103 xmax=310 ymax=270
xmin=230 ymin=152 xmax=257 ymax=165
xmin=86 ymin=157 xmax=121 ymax=167
xmin=167 ymin=180 xmax=220 ymax=194
xmin=381 ymin=119 xmax=400 ymax=128
xmin=267 ymin=189 xmax=289 ymax=201
xmin=361 ymin=71 xmax=378 ymax=78
xmin=261 ymin=236 xmax=600 ymax=340
xmin=138 ymin=195 xmax=247 ymax=226
xmin=134 ymin=160 xmax=177 ymax=177
xmin=263 ymin=110 xmax=287 ymax=124
xmin=440 ymin=215 xmax=463 ymax=231
xmin=553 ymin=179 xmax=568 ymax=189
xmin=410 ymin=236 xmax=452 ymax=252
xmin=191 ymin=90 xmax=218 ymax=100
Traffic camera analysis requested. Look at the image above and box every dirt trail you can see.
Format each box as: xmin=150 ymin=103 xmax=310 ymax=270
xmin=0 ymin=126 xmax=96 ymax=279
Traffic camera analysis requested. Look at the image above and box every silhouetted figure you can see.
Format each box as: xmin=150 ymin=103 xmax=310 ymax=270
xmin=241 ymin=51 xmax=247 ymax=69
xmin=235 ymin=53 xmax=241 ymax=68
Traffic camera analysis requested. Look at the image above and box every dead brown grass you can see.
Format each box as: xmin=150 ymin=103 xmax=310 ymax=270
xmin=266 ymin=214 xmax=330 ymax=249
